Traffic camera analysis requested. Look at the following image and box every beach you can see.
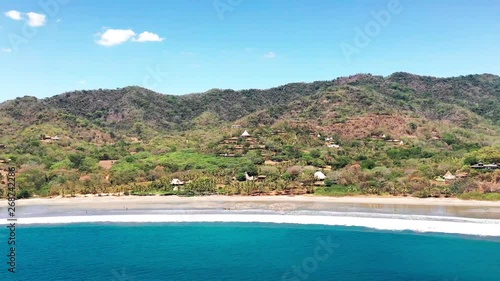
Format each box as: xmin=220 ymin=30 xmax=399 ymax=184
xmin=2 ymin=195 xmax=500 ymax=236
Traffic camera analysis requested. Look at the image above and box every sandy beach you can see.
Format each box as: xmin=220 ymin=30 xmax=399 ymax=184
xmin=4 ymin=195 xmax=500 ymax=218
xmin=2 ymin=195 xmax=500 ymax=236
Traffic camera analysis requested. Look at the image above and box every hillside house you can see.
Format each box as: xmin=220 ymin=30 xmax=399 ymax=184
xmin=327 ymin=144 xmax=340 ymax=149
xmin=471 ymin=162 xmax=499 ymax=170
xmin=443 ymin=171 xmax=456 ymax=181
xmin=314 ymin=171 xmax=326 ymax=181
xmin=220 ymin=137 xmax=238 ymax=144
xmin=231 ymin=124 xmax=242 ymax=129
xmin=41 ymin=135 xmax=52 ymax=140
xmin=241 ymin=130 xmax=251 ymax=138
xmin=471 ymin=162 xmax=485 ymax=169
xmin=51 ymin=136 xmax=61 ymax=141
xmin=0 ymin=144 xmax=6 ymax=149
xmin=257 ymin=175 xmax=267 ymax=181
xmin=245 ymin=173 xmax=256 ymax=181
xmin=484 ymin=164 xmax=499 ymax=170
xmin=171 ymin=179 xmax=185 ymax=186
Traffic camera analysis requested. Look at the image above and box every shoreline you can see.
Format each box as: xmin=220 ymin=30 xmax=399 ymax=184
xmin=3 ymin=213 xmax=500 ymax=237
xmin=11 ymin=194 xmax=500 ymax=207
xmin=2 ymin=196 xmax=500 ymax=237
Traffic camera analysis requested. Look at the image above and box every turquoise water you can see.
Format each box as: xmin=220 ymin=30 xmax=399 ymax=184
xmin=1 ymin=223 xmax=499 ymax=281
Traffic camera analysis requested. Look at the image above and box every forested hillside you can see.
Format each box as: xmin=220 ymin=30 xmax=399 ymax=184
xmin=0 ymin=72 xmax=499 ymax=200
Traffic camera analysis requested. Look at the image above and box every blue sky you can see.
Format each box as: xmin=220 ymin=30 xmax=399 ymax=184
xmin=0 ymin=0 xmax=499 ymax=101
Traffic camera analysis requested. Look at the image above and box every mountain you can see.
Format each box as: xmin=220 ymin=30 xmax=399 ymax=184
xmin=0 ymin=72 xmax=499 ymax=200
xmin=3 ymin=72 xmax=499 ymax=132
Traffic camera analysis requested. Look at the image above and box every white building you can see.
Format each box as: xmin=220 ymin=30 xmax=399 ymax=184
xmin=314 ymin=171 xmax=326 ymax=181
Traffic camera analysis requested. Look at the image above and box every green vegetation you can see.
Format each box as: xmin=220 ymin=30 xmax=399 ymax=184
xmin=0 ymin=72 xmax=499 ymax=200
xmin=314 ymin=185 xmax=361 ymax=196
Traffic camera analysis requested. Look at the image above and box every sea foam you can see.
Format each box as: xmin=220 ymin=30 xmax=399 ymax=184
xmin=2 ymin=213 xmax=500 ymax=236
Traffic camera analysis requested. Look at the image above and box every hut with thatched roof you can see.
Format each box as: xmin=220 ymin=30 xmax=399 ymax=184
xmin=241 ymin=130 xmax=251 ymax=138
xmin=245 ymin=173 xmax=256 ymax=181
xmin=171 ymin=179 xmax=185 ymax=186
xmin=314 ymin=171 xmax=326 ymax=181
xmin=443 ymin=171 xmax=456 ymax=181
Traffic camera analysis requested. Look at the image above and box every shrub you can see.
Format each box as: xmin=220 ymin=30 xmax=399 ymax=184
xmin=356 ymin=155 xmax=368 ymax=161
xmin=463 ymin=156 xmax=478 ymax=166
xmin=69 ymin=154 xmax=85 ymax=169
xmin=17 ymin=189 xmax=32 ymax=199
xmin=361 ymin=159 xmax=376 ymax=170
xmin=240 ymin=164 xmax=258 ymax=177
xmin=409 ymin=122 xmax=417 ymax=131
xmin=236 ymin=172 xmax=246 ymax=182
xmin=332 ymin=156 xmax=350 ymax=169
xmin=324 ymin=178 xmax=335 ymax=187
xmin=442 ymin=133 xmax=459 ymax=145
xmin=310 ymin=149 xmax=321 ymax=158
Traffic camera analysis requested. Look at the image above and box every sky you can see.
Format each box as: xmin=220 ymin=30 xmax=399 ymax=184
xmin=0 ymin=0 xmax=499 ymax=102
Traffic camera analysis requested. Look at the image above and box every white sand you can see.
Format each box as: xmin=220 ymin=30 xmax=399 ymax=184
xmin=13 ymin=195 xmax=500 ymax=207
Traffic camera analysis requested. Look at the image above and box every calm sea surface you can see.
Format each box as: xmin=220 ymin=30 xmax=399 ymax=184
xmin=1 ymin=223 xmax=499 ymax=281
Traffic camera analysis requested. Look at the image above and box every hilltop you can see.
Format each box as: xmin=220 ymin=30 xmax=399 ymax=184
xmin=0 ymin=72 xmax=499 ymax=200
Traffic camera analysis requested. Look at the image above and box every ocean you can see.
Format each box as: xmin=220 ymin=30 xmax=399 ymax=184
xmin=1 ymin=222 xmax=499 ymax=281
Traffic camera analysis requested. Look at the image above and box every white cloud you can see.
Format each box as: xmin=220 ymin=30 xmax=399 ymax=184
xmin=26 ymin=12 xmax=46 ymax=27
xmin=1 ymin=48 xmax=12 ymax=53
xmin=264 ymin=51 xmax=276 ymax=59
xmin=5 ymin=11 xmax=47 ymax=27
xmin=96 ymin=29 xmax=136 ymax=46
xmin=5 ymin=10 xmax=22 ymax=21
xmin=96 ymin=28 xmax=164 ymax=46
xmin=133 ymin=31 xmax=164 ymax=42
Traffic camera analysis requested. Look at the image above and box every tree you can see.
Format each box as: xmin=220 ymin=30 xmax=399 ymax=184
xmin=310 ymin=149 xmax=321 ymax=158
xmin=69 ymin=154 xmax=85 ymax=169
xmin=332 ymin=156 xmax=350 ymax=169
xmin=236 ymin=172 xmax=246 ymax=182
xmin=240 ymin=164 xmax=258 ymax=177
xmin=463 ymin=156 xmax=478 ymax=166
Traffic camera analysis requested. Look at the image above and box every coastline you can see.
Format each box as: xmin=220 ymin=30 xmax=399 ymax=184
xmin=11 ymin=194 xmax=500 ymax=207
xmin=3 ymin=195 xmax=500 ymax=219
xmin=8 ymin=214 xmax=500 ymax=237
xmin=1 ymin=195 xmax=500 ymax=236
